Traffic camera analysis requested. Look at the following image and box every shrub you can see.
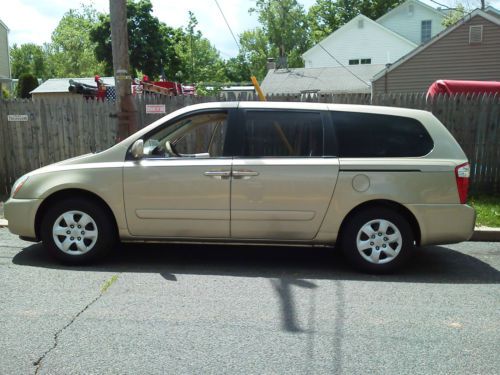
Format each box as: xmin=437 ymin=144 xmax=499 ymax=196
xmin=16 ymin=73 xmax=39 ymax=98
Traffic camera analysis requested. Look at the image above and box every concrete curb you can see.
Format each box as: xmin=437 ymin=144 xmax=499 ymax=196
xmin=0 ymin=219 xmax=7 ymax=228
xmin=470 ymin=227 xmax=500 ymax=242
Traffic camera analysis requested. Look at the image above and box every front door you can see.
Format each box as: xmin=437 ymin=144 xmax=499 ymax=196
xmin=230 ymin=109 xmax=339 ymax=240
xmin=124 ymin=110 xmax=232 ymax=238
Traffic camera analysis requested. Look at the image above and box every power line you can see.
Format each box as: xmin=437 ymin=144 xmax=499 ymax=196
xmin=214 ymin=0 xmax=240 ymax=51
xmin=317 ymin=43 xmax=371 ymax=87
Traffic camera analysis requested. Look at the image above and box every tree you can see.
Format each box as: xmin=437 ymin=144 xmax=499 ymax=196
xmin=49 ymin=5 xmax=106 ymax=77
xmin=174 ymin=12 xmax=227 ymax=83
xmin=16 ymin=73 xmax=39 ymax=98
xmin=250 ymin=0 xmax=311 ymax=68
xmin=239 ymin=28 xmax=273 ymax=81
xmin=224 ymin=55 xmax=252 ymax=83
xmin=10 ymin=43 xmax=49 ymax=79
xmin=443 ymin=4 xmax=467 ymax=27
xmin=307 ymin=0 xmax=405 ymax=42
xmin=90 ymin=0 xmax=182 ymax=79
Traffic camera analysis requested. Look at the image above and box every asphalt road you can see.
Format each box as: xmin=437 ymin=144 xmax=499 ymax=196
xmin=0 ymin=228 xmax=499 ymax=375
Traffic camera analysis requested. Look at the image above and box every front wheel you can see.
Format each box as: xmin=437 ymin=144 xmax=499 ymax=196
xmin=40 ymin=198 xmax=116 ymax=264
xmin=340 ymin=207 xmax=414 ymax=273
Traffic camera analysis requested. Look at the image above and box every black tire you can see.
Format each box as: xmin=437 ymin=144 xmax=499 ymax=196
xmin=340 ymin=207 xmax=414 ymax=273
xmin=40 ymin=198 xmax=116 ymax=265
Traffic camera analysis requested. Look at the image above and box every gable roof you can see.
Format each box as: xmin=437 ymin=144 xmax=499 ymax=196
xmin=376 ymin=0 xmax=446 ymax=23
xmin=372 ymin=9 xmax=500 ymax=82
xmin=30 ymin=77 xmax=115 ymax=94
xmin=302 ymin=14 xmax=416 ymax=60
xmin=261 ymin=65 xmax=386 ymax=94
xmin=485 ymin=5 xmax=500 ymax=18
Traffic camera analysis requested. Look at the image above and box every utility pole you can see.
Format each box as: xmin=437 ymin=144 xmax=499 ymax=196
xmin=110 ymin=0 xmax=137 ymax=142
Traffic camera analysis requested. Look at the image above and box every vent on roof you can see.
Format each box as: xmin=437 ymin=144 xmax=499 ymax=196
xmin=358 ymin=19 xmax=364 ymax=28
xmin=469 ymin=25 xmax=483 ymax=44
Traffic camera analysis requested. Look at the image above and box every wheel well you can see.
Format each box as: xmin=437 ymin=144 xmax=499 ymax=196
xmin=35 ymin=189 xmax=118 ymax=240
xmin=337 ymin=200 xmax=421 ymax=246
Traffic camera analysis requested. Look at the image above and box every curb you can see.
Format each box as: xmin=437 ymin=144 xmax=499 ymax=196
xmin=470 ymin=227 xmax=500 ymax=242
xmin=0 ymin=219 xmax=7 ymax=228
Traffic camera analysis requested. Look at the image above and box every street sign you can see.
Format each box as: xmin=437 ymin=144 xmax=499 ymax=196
xmin=7 ymin=115 xmax=29 ymax=122
xmin=145 ymin=104 xmax=166 ymax=114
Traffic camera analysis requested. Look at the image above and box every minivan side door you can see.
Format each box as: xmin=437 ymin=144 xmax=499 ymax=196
xmin=123 ymin=109 xmax=235 ymax=238
xmin=230 ymin=108 xmax=339 ymax=240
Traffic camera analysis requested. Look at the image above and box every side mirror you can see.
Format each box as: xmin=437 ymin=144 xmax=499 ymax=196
xmin=131 ymin=139 xmax=144 ymax=159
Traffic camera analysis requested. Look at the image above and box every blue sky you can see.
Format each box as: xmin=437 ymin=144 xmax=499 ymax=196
xmin=4 ymin=0 xmax=499 ymax=59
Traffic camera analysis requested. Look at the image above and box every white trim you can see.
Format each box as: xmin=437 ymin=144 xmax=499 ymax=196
xmin=302 ymin=14 xmax=417 ymax=60
xmin=372 ymin=10 xmax=500 ymax=82
xmin=376 ymin=0 xmax=445 ymax=23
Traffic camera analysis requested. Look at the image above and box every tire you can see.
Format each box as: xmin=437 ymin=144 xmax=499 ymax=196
xmin=340 ymin=207 xmax=414 ymax=273
xmin=40 ymin=198 xmax=116 ymax=265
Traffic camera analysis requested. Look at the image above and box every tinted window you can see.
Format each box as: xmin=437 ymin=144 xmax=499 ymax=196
xmin=332 ymin=111 xmax=433 ymax=157
xmin=242 ymin=111 xmax=323 ymax=157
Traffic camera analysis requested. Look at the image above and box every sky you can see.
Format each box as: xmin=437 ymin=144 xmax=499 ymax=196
xmin=3 ymin=0 xmax=500 ymax=59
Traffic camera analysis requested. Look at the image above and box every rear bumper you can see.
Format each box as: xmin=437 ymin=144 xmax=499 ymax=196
xmin=405 ymin=204 xmax=476 ymax=246
xmin=4 ymin=198 xmax=42 ymax=239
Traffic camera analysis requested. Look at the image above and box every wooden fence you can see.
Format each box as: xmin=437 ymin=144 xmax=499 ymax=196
xmin=0 ymin=93 xmax=499 ymax=196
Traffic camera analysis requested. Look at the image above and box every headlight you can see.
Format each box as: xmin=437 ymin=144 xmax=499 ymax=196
xmin=11 ymin=175 xmax=29 ymax=198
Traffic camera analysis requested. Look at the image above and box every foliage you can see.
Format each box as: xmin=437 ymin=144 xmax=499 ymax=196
xmin=2 ymin=88 xmax=11 ymax=99
xmin=443 ymin=4 xmax=467 ymax=27
xmin=90 ymin=0 xmax=183 ymax=79
xmin=249 ymin=0 xmax=311 ymax=68
xmin=16 ymin=73 xmax=39 ymax=98
xmin=307 ymin=0 xmax=405 ymax=42
xmin=174 ymin=12 xmax=227 ymax=83
xmin=239 ymin=28 xmax=273 ymax=81
xmin=470 ymin=195 xmax=500 ymax=227
xmin=10 ymin=43 xmax=49 ymax=79
xmin=223 ymin=55 xmax=252 ymax=83
xmin=49 ymin=5 xmax=106 ymax=77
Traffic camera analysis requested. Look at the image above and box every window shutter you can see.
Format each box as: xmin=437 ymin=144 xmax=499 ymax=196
xmin=469 ymin=25 xmax=483 ymax=44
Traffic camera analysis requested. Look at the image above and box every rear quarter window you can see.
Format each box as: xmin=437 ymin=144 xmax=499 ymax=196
xmin=332 ymin=111 xmax=434 ymax=157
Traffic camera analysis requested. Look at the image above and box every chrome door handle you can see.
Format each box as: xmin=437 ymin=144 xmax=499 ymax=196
xmin=232 ymin=169 xmax=259 ymax=179
xmin=203 ymin=170 xmax=231 ymax=179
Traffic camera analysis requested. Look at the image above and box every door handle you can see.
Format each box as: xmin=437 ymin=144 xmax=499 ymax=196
xmin=232 ymin=169 xmax=259 ymax=179
xmin=203 ymin=170 xmax=231 ymax=179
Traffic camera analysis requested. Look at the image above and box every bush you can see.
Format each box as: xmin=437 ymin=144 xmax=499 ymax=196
xmin=1 ymin=87 xmax=10 ymax=99
xmin=16 ymin=73 xmax=39 ymax=98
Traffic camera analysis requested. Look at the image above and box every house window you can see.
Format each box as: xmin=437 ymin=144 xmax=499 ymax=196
xmin=469 ymin=25 xmax=483 ymax=44
xmin=421 ymin=20 xmax=432 ymax=43
xmin=349 ymin=59 xmax=360 ymax=65
xmin=360 ymin=58 xmax=371 ymax=64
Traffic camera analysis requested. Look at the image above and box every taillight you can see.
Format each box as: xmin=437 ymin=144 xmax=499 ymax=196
xmin=455 ymin=162 xmax=470 ymax=204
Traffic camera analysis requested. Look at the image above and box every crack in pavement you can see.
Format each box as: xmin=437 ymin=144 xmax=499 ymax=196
xmin=32 ymin=275 xmax=119 ymax=375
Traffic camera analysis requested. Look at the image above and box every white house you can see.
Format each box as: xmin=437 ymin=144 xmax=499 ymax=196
xmin=0 ymin=18 xmax=11 ymax=94
xmin=302 ymin=14 xmax=417 ymax=69
xmin=377 ymin=0 xmax=447 ymax=44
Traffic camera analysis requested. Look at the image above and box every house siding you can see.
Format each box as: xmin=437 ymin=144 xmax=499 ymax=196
xmin=372 ymin=16 xmax=500 ymax=94
xmin=378 ymin=0 xmax=445 ymax=44
xmin=0 ymin=23 xmax=10 ymax=79
xmin=303 ymin=16 xmax=415 ymax=68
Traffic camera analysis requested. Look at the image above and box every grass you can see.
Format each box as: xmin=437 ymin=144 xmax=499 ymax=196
xmin=469 ymin=195 xmax=500 ymax=228
xmin=100 ymin=275 xmax=119 ymax=294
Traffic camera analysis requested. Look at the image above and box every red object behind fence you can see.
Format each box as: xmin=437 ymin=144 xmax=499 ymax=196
xmin=427 ymin=80 xmax=500 ymax=98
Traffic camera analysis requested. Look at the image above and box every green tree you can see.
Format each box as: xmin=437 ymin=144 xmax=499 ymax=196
xmin=443 ymin=4 xmax=467 ymax=27
xmin=90 ymin=0 xmax=182 ymax=79
xmin=49 ymin=5 xmax=106 ymax=77
xmin=16 ymin=73 xmax=39 ymax=98
xmin=10 ymin=43 xmax=49 ymax=79
xmin=239 ymin=28 xmax=273 ymax=81
xmin=307 ymin=0 xmax=405 ymax=42
xmin=250 ymin=0 xmax=311 ymax=68
xmin=174 ymin=12 xmax=227 ymax=83
xmin=224 ymin=55 xmax=252 ymax=83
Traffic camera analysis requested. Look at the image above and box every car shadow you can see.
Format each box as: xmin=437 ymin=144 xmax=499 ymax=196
xmin=11 ymin=242 xmax=500 ymax=284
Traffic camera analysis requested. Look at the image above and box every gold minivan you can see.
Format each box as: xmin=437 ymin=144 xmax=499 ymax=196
xmin=4 ymin=102 xmax=476 ymax=272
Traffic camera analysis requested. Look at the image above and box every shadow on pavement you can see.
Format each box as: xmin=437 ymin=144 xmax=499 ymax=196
xmin=12 ymin=242 xmax=500 ymax=284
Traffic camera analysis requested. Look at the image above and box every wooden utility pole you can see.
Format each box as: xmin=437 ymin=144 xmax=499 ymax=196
xmin=110 ymin=0 xmax=138 ymax=141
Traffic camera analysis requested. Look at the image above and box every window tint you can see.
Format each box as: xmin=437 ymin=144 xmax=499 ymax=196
xmin=143 ymin=112 xmax=227 ymax=158
xmin=332 ymin=111 xmax=433 ymax=157
xmin=242 ymin=111 xmax=323 ymax=157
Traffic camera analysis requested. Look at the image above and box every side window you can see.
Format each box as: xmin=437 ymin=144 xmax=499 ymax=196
xmin=332 ymin=111 xmax=434 ymax=157
xmin=242 ymin=110 xmax=323 ymax=157
xmin=143 ymin=112 xmax=228 ymax=158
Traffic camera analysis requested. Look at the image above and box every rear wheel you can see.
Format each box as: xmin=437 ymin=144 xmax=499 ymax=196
xmin=40 ymin=198 xmax=116 ymax=264
xmin=340 ymin=207 xmax=414 ymax=273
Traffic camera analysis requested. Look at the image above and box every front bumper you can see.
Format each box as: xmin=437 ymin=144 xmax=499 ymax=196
xmin=4 ymin=198 xmax=42 ymax=239
xmin=406 ymin=204 xmax=476 ymax=246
